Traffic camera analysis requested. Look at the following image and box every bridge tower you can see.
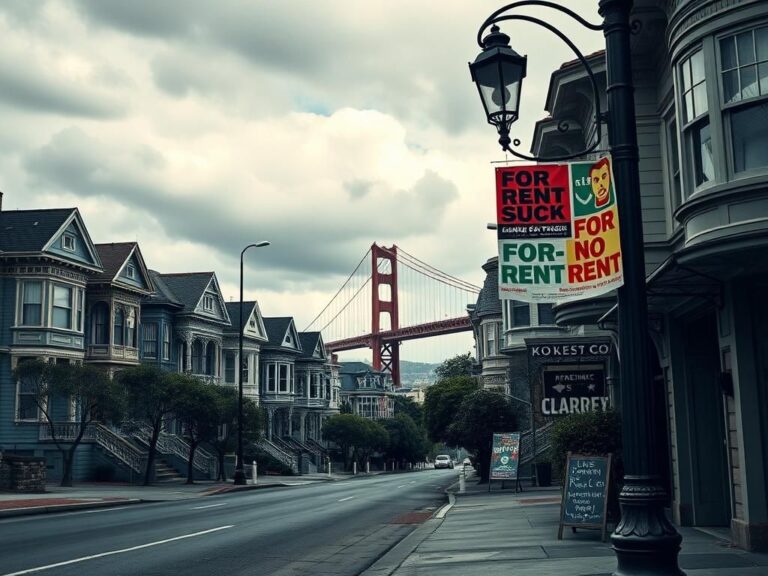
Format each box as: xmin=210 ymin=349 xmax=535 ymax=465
xmin=371 ymin=244 xmax=400 ymax=387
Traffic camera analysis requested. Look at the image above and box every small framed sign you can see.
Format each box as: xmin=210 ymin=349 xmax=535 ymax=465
xmin=488 ymin=432 xmax=521 ymax=492
xmin=558 ymin=453 xmax=612 ymax=542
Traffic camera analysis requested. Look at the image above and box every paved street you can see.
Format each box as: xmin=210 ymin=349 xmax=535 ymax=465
xmin=0 ymin=470 xmax=455 ymax=576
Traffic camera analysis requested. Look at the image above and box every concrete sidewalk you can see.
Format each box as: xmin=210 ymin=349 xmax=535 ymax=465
xmin=365 ymin=470 xmax=768 ymax=576
xmin=0 ymin=472 xmax=342 ymax=517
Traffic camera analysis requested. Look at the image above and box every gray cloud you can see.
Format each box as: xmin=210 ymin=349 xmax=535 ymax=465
xmin=23 ymin=128 xmax=460 ymax=288
xmin=0 ymin=60 xmax=126 ymax=118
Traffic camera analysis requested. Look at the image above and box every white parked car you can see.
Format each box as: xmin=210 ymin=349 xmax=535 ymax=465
xmin=434 ymin=455 xmax=454 ymax=469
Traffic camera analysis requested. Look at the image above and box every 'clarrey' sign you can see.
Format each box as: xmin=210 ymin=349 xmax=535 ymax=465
xmin=496 ymin=157 xmax=623 ymax=303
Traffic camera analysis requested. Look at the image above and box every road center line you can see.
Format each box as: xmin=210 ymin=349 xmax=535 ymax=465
xmin=191 ymin=503 xmax=227 ymax=510
xmin=397 ymin=485 xmax=406 ymax=488
xmin=338 ymin=496 xmax=354 ymax=502
xmin=0 ymin=525 xmax=234 ymax=576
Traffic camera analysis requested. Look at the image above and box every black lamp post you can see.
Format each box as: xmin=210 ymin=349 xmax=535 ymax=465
xmin=471 ymin=2 xmax=683 ymax=575
xmin=233 ymin=240 xmax=270 ymax=486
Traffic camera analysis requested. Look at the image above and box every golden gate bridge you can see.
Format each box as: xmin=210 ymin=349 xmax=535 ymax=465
xmin=304 ymin=244 xmax=481 ymax=386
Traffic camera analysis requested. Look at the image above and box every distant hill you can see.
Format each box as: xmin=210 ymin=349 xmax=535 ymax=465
xmin=399 ymin=360 xmax=439 ymax=387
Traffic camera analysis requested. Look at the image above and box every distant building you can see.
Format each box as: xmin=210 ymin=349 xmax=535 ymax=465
xmin=338 ymin=362 xmax=395 ymax=419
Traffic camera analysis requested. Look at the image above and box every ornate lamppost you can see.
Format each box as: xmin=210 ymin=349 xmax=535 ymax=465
xmin=470 ymin=2 xmax=683 ymax=574
xmin=233 ymin=241 xmax=270 ymax=486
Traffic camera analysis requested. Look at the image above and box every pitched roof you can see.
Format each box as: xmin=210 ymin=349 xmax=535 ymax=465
xmin=91 ymin=242 xmax=135 ymax=282
xmin=339 ymin=361 xmax=374 ymax=374
xmin=262 ymin=317 xmax=302 ymax=351
xmin=146 ymin=270 xmax=183 ymax=307
xmin=0 ymin=208 xmax=75 ymax=252
xmin=298 ymin=332 xmax=323 ymax=360
xmin=225 ymin=301 xmax=255 ymax=332
xmin=155 ymin=272 xmax=214 ymax=312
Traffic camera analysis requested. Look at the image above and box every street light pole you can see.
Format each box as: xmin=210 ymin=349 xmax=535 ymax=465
xmin=471 ymin=2 xmax=683 ymax=574
xmin=233 ymin=241 xmax=270 ymax=486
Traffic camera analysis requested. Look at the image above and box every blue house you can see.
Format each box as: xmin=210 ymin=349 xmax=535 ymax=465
xmin=0 ymin=207 xmax=103 ymax=479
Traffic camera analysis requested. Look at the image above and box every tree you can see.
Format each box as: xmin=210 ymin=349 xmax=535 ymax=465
xmin=434 ymin=352 xmax=474 ymax=380
xmin=449 ymin=390 xmax=517 ymax=483
xmin=209 ymin=386 xmax=265 ymax=481
xmin=13 ymin=360 xmax=124 ymax=487
xmin=117 ymin=364 xmax=179 ymax=485
xmin=172 ymin=375 xmax=220 ymax=484
xmin=422 ymin=375 xmax=479 ymax=444
xmin=392 ymin=395 xmax=422 ymax=425
xmin=381 ymin=414 xmax=428 ymax=467
xmin=322 ymin=414 xmax=388 ymax=471
xmin=356 ymin=418 xmax=389 ymax=468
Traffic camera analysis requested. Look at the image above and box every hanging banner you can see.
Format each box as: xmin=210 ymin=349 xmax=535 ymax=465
xmin=496 ymin=157 xmax=623 ymax=302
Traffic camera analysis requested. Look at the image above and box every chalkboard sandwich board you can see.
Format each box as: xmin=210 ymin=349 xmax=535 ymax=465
xmin=558 ymin=453 xmax=612 ymax=542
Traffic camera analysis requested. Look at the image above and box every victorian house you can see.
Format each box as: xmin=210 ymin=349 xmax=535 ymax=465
xmin=338 ymin=362 xmax=395 ymax=420
xmin=153 ymin=272 xmax=230 ymax=381
xmin=222 ymin=301 xmax=268 ymax=403
xmin=87 ymin=243 xmax=154 ymax=375
xmin=294 ymin=332 xmax=338 ymax=444
xmin=260 ymin=317 xmax=301 ymax=440
xmin=0 ymin=207 xmax=103 ymax=479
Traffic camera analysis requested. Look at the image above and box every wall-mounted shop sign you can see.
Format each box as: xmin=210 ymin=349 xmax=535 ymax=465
xmin=495 ymin=157 xmax=623 ymax=303
xmin=526 ymin=338 xmax=613 ymax=417
xmin=541 ymin=368 xmax=609 ymax=416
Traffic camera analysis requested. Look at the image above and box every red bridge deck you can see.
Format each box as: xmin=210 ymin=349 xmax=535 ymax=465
xmin=326 ymin=316 xmax=472 ymax=352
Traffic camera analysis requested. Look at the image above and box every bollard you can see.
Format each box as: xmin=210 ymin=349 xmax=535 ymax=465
xmin=328 ymin=459 xmax=332 ymax=477
xmin=459 ymin=465 xmax=466 ymax=494
xmin=353 ymin=461 xmax=357 ymax=475
xmin=392 ymin=461 xmax=396 ymax=472
xmin=252 ymin=460 xmax=258 ymax=486
xmin=366 ymin=461 xmax=370 ymax=474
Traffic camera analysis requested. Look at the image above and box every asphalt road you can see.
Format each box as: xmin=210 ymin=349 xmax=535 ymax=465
xmin=0 ymin=470 xmax=456 ymax=576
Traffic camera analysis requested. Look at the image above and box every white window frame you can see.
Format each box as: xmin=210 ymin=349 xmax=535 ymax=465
xmin=20 ymin=280 xmax=44 ymax=327
xmin=718 ymin=23 xmax=768 ymax=177
xmin=62 ymin=234 xmax=76 ymax=252
xmin=203 ymin=294 xmax=214 ymax=311
xmin=51 ymin=283 xmax=73 ymax=330
xmin=680 ymin=48 xmax=715 ymax=195
xmin=126 ymin=264 xmax=136 ymax=279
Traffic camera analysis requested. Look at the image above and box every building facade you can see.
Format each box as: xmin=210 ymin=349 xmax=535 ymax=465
xmin=526 ymin=0 xmax=768 ymax=551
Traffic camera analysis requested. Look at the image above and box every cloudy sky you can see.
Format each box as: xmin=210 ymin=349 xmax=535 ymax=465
xmin=0 ymin=1 xmax=604 ymax=362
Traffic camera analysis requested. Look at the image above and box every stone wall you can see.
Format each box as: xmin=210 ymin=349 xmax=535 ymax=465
xmin=0 ymin=454 xmax=47 ymax=492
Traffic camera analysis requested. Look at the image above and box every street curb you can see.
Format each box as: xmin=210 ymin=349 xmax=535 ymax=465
xmin=0 ymin=498 xmax=143 ymax=518
xmin=360 ymin=516 xmax=444 ymax=576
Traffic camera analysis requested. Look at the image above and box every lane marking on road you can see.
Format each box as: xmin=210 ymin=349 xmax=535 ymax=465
xmin=397 ymin=485 xmax=406 ymax=488
xmin=67 ymin=506 xmax=133 ymax=515
xmin=338 ymin=496 xmax=354 ymax=502
xmin=191 ymin=503 xmax=227 ymax=510
xmin=0 ymin=525 xmax=234 ymax=576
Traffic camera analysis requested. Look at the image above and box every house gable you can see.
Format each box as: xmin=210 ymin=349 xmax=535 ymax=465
xmin=313 ymin=334 xmax=327 ymax=360
xmin=42 ymin=210 xmax=101 ymax=270
xmin=193 ymin=274 xmax=230 ymax=324
xmin=281 ymin=320 xmax=300 ymax=351
xmin=116 ymin=249 xmax=152 ymax=292
xmin=244 ymin=301 xmax=268 ymax=342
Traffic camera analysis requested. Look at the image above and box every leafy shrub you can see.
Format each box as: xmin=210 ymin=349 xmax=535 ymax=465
xmin=550 ymin=410 xmax=621 ymax=473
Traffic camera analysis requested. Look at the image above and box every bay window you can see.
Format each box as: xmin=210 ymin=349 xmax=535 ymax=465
xmin=681 ymin=50 xmax=713 ymax=191
xmin=51 ymin=285 xmax=72 ymax=329
xmin=21 ymin=281 xmax=43 ymax=326
xmin=720 ymin=26 xmax=768 ymax=174
xmin=143 ymin=323 xmax=158 ymax=358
